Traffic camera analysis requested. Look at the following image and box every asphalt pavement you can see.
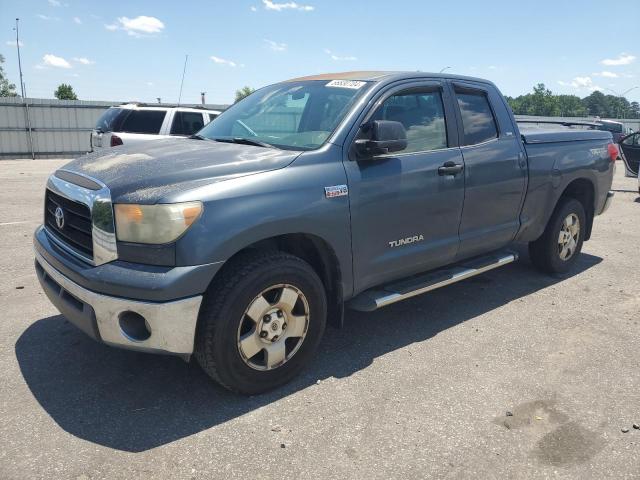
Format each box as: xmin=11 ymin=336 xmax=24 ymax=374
xmin=0 ymin=159 xmax=639 ymax=479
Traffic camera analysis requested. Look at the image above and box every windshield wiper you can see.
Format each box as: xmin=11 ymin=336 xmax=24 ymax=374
xmin=213 ymin=137 xmax=275 ymax=149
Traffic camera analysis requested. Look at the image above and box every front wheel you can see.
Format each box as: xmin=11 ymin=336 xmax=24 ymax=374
xmin=195 ymin=251 xmax=327 ymax=394
xmin=529 ymin=197 xmax=586 ymax=274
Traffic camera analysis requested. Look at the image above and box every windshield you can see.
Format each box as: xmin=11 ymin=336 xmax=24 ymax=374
xmin=198 ymin=80 xmax=371 ymax=150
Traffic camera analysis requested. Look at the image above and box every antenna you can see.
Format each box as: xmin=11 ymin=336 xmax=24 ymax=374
xmin=14 ymin=18 xmax=25 ymax=98
xmin=177 ymin=54 xmax=188 ymax=105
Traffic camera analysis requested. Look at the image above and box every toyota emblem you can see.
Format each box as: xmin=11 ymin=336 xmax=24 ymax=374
xmin=54 ymin=206 xmax=65 ymax=229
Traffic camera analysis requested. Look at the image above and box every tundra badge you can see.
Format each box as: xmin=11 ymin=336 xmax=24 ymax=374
xmin=389 ymin=234 xmax=424 ymax=248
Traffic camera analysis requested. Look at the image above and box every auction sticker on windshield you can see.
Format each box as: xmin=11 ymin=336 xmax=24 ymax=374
xmin=326 ymin=80 xmax=367 ymax=89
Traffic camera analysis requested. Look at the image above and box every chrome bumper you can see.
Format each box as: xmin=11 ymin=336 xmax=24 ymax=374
xmin=35 ymin=250 xmax=202 ymax=355
xmin=598 ymin=190 xmax=614 ymax=215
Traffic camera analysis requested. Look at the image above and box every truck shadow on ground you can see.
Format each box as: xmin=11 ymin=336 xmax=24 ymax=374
xmin=15 ymin=249 xmax=602 ymax=453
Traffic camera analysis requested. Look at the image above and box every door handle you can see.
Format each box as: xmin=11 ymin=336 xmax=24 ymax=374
xmin=438 ymin=161 xmax=464 ymax=176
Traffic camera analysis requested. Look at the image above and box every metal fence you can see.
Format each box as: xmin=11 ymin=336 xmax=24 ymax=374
xmin=0 ymin=97 xmax=228 ymax=159
xmin=1 ymin=98 xmax=638 ymax=159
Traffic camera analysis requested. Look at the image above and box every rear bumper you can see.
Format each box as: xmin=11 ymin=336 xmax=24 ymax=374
xmin=597 ymin=190 xmax=615 ymax=215
xmin=35 ymin=249 xmax=202 ymax=355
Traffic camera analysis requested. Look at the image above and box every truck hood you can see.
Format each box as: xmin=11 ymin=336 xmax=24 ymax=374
xmin=60 ymin=138 xmax=301 ymax=203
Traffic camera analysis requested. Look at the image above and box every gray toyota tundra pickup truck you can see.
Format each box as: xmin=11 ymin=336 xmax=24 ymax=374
xmin=34 ymin=71 xmax=616 ymax=394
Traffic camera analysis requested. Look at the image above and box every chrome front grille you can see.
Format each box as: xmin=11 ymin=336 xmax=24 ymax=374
xmin=45 ymin=189 xmax=93 ymax=257
xmin=44 ymin=171 xmax=118 ymax=266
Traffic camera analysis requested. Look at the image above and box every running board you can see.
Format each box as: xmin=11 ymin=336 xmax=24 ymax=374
xmin=347 ymin=251 xmax=518 ymax=312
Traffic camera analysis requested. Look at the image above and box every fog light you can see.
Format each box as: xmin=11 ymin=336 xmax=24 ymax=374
xmin=119 ymin=311 xmax=151 ymax=341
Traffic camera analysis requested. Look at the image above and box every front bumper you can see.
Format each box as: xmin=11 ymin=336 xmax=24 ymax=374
xmin=35 ymin=249 xmax=202 ymax=355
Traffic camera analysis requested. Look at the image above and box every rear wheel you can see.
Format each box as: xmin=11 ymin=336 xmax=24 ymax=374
xmin=195 ymin=251 xmax=327 ymax=394
xmin=529 ymin=197 xmax=586 ymax=274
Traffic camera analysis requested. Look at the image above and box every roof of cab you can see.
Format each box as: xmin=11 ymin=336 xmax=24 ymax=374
xmin=285 ymin=70 xmax=495 ymax=85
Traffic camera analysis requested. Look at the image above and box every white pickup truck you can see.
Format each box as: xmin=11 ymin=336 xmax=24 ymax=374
xmin=90 ymin=104 xmax=221 ymax=151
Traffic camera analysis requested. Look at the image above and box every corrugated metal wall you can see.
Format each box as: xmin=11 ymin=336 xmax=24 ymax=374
xmin=0 ymin=98 xmax=227 ymax=159
xmin=1 ymin=98 xmax=638 ymax=159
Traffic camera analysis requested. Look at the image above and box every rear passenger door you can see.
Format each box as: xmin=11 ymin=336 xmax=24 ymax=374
xmin=451 ymin=82 xmax=527 ymax=259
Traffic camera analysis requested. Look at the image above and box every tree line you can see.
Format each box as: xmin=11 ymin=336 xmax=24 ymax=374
xmin=506 ymin=83 xmax=640 ymax=119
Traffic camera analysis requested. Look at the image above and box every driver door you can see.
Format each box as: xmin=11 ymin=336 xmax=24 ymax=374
xmin=343 ymin=82 xmax=465 ymax=292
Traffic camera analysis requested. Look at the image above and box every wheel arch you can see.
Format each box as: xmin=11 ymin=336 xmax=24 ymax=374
xmin=558 ymin=177 xmax=595 ymax=240
xmin=208 ymin=233 xmax=345 ymax=328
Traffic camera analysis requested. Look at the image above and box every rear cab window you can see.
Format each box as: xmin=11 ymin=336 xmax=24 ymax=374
xmin=454 ymin=89 xmax=499 ymax=145
xmin=94 ymin=108 xmax=126 ymax=132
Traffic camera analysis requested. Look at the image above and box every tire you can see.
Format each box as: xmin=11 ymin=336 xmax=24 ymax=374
xmin=529 ymin=197 xmax=586 ymax=274
xmin=195 ymin=251 xmax=327 ymax=394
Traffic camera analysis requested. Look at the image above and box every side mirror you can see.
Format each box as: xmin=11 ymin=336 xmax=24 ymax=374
xmin=355 ymin=120 xmax=408 ymax=157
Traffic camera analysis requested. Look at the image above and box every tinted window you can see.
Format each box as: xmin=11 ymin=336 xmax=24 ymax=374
xmin=119 ymin=110 xmax=166 ymax=134
xmin=371 ymin=90 xmax=447 ymax=153
xmin=622 ymin=133 xmax=640 ymax=146
xmin=456 ymin=91 xmax=498 ymax=145
xmin=95 ymin=108 xmax=126 ymax=132
xmin=597 ymin=122 xmax=623 ymax=134
xmin=171 ymin=111 xmax=205 ymax=135
xmin=208 ymin=113 xmax=218 ymax=123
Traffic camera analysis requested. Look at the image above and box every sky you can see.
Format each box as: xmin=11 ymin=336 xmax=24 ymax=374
xmin=1 ymin=0 xmax=639 ymax=105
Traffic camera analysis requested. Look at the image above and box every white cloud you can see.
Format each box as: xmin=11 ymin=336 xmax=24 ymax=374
xmin=73 ymin=17 xmax=82 ymax=24
xmin=146 ymin=82 xmax=154 ymax=87
xmin=593 ymin=71 xmax=618 ymax=78
xmin=210 ymin=55 xmax=238 ymax=67
xmin=37 ymin=14 xmax=58 ymax=20
xmin=73 ymin=57 xmax=95 ymax=65
xmin=250 ymin=5 xmax=258 ymax=11
xmin=557 ymin=76 xmax=603 ymax=92
xmin=5 ymin=40 xmax=24 ymax=47
xmin=105 ymin=16 xmax=165 ymax=36
xmin=263 ymin=0 xmax=314 ymax=11
xmin=48 ymin=0 xmax=61 ymax=6
xmin=324 ymin=48 xmax=357 ymax=61
xmin=42 ymin=53 xmax=72 ymax=68
xmin=601 ymin=53 xmax=636 ymax=66
xmin=264 ymin=39 xmax=287 ymax=52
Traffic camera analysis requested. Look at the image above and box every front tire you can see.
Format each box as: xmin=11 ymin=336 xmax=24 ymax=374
xmin=195 ymin=251 xmax=327 ymax=394
xmin=529 ymin=197 xmax=586 ymax=274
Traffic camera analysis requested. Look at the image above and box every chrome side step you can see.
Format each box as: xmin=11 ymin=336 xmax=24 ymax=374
xmin=347 ymin=251 xmax=518 ymax=312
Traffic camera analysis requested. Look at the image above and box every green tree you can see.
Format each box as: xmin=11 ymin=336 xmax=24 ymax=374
xmin=234 ymin=86 xmax=255 ymax=103
xmin=54 ymin=83 xmax=78 ymax=100
xmin=0 ymin=54 xmax=18 ymax=97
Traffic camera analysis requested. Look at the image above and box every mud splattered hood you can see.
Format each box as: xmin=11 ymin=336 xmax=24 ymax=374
xmin=60 ymin=138 xmax=301 ymax=203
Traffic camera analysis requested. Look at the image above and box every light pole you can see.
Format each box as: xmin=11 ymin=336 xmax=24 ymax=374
xmin=439 ymin=66 xmax=451 ymax=73
xmin=13 ymin=18 xmax=25 ymax=98
xmin=602 ymin=86 xmax=639 ymax=118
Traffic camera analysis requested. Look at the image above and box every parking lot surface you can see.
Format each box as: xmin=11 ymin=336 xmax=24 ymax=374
xmin=0 ymin=159 xmax=639 ymax=479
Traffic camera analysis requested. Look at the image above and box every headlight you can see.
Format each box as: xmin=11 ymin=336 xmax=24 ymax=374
xmin=114 ymin=202 xmax=203 ymax=244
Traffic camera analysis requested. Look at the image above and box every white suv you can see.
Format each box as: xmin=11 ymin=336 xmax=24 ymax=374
xmin=90 ymin=104 xmax=221 ymax=151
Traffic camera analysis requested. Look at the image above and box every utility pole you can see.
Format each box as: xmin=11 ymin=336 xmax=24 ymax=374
xmin=14 ymin=18 xmax=25 ymax=98
xmin=201 ymin=92 xmax=206 ymax=105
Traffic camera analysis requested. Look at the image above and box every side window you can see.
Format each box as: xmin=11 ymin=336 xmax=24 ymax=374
xmin=455 ymin=90 xmax=498 ymax=145
xmin=120 ymin=110 xmax=167 ymax=134
xmin=623 ymin=133 xmax=640 ymax=146
xmin=171 ymin=111 xmax=205 ymax=135
xmin=371 ymin=89 xmax=448 ymax=153
xmin=208 ymin=113 xmax=218 ymax=123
